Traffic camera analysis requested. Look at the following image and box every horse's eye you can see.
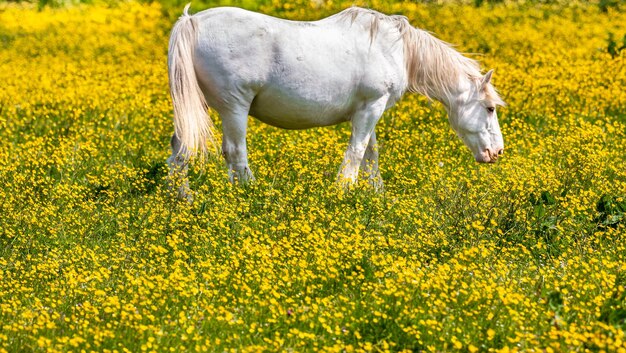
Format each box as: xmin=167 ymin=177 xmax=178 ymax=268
xmin=487 ymin=107 xmax=495 ymax=114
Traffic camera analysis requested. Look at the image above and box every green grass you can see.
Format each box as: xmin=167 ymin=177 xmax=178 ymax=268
xmin=1 ymin=1 xmax=626 ymax=352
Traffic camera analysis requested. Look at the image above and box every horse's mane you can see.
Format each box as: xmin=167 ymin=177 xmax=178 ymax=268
xmin=338 ymin=7 xmax=502 ymax=104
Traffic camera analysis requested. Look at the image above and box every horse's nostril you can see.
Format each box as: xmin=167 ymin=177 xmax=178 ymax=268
xmin=498 ymin=149 xmax=504 ymax=156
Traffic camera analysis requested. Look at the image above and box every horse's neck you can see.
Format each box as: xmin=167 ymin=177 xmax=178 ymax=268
xmin=419 ymin=70 xmax=461 ymax=107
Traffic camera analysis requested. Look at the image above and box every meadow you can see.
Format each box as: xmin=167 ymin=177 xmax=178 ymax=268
xmin=1 ymin=0 xmax=625 ymax=352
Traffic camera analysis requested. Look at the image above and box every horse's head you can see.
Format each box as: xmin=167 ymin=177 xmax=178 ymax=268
xmin=446 ymin=70 xmax=505 ymax=163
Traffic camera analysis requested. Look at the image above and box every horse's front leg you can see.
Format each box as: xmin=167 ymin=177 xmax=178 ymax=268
xmin=337 ymin=96 xmax=388 ymax=187
xmin=221 ymin=107 xmax=255 ymax=183
xmin=360 ymin=130 xmax=383 ymax=191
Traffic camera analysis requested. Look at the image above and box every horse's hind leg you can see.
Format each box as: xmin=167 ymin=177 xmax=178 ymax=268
xmin=166 ymin=133 xmax=192 ymax=201
xmin=360 ymin=130 xmax=383 ymax=191
xmin=220 ymin=106 xmax=255 ymax=183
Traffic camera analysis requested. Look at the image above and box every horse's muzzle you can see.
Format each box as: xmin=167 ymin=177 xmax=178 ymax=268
xmin=476 ymin=148 xmax=503 ymax=163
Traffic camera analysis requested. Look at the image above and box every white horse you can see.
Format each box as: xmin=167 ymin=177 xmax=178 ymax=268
xmin=167 ymin=5 xmax=505 ymax=193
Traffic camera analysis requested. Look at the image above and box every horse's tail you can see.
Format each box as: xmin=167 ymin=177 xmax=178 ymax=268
xmin=168 ymin=3 xmax=214 ymax=157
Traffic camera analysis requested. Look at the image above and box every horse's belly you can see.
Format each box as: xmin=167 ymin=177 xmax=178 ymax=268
xmin=248 ymin=89 xmax=354 ymax=129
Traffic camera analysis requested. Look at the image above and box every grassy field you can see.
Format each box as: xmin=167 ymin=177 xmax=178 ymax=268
xmin=1 ymin=0 xmax=625 ymax=352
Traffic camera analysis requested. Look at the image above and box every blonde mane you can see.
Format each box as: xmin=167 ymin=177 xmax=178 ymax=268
xmin=338 ymin=7 xmax=501 ymax=103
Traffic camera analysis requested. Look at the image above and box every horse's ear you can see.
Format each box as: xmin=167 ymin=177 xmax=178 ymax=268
xmin=480 ymin=69 xmax=494 ymax=88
